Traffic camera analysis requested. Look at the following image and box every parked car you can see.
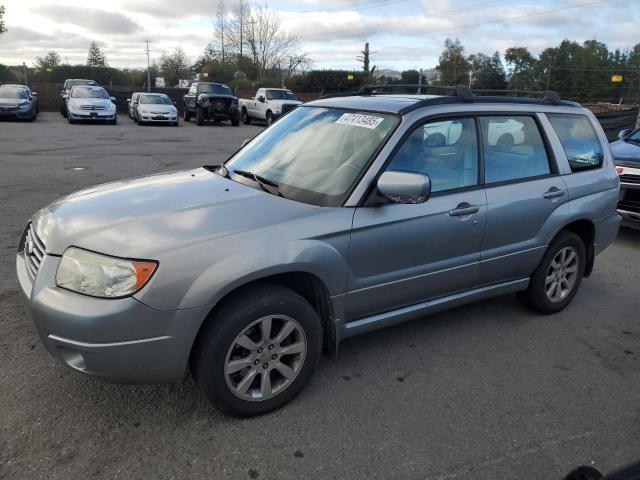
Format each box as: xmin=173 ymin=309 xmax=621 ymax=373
xmin=183 ymin=82 xmax=239 ymax=126
xmin=17 ymin=89 xmax=620 ymax=417
xmin=611 ymin=128 xmax=640 ymax=228
xmin=0 ymin=86 xmax=37 ymax=121
xmin=59 ymin=79 xmax=98 ymax=117
xmin=127 ymin=92 xmax=143 ymax=119
xmin=0 ymin=84 xmax=39 ymax=113
xmin=134 ymin=93 xmax=179 ymax=126
xmin=239 ymin=88 xmax=301 ymax=125
xmin=65 ymin=85 xmax=117 ymax=124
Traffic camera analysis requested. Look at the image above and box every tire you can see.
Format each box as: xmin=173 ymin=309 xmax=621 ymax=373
xmin=111 ymin=115 xmax=117 ymax=125
xmin=266 ymin=110 xmax=273 ymax=126
xmin=62 ymin=105 xmax=68 ymax=118
xmin=68 ymin=116 xmax=75 ymax=124
xmin=517 ymin=231 xmax=586 ymax=314
xmin=496 ymin=134 xmax=514 ymax=151
xmin=183 ymin=107 xmax=191 ymax=122
xmin=173 ymin=121 xmax=179 ymax=127
xmin=241 ymin=108 xmax=251 ymax=125
xmin=196 ymin=107 xmax=205 ymax=126
xmin=231 ymin=110 xmax=240 ymax=127
xmin=60 ymin=103 xmax=66 ymax=116
xmin=191 ymin=284 xmax=322 ymax=417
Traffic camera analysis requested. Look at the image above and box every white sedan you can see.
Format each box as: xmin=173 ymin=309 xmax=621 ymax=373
xmin=135 ymin=93 xmax=179 ymax=126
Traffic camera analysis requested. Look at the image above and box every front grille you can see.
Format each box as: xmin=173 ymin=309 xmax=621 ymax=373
xmin=209 ymin=99 xmax=231 ymax=113
xmin=23 ymin=224 xmax=46 ymax=280
xmin=620 ymin=174 xmax=640 ymax=185
xmin=281 ymin=104 xmax=296 ymax=114
xmin=80 ymin=105 xmax=105 ymax=111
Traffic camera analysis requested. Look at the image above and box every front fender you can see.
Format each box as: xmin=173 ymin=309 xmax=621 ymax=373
xmin=182 ymin=239 xmax=349 ymax=310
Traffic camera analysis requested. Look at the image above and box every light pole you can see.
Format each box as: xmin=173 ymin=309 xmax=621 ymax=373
xmin=145 ymin=40 xmax=152 ymax=92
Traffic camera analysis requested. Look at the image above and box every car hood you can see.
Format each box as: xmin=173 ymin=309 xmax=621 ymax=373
xmin=67 ymin=98 xmax=112 ymax=107
xmin=610 ymin=139 xmax=640 ymax=163
xmin=138 ymin=104 xmax=176 ymax=113
xmin=32 ymin=168 xmax=319 ymax=257
xmin=271 ymin=100 xmax=302 ymax=106
xmin=0 ymin=99 xmax=28 ymax=107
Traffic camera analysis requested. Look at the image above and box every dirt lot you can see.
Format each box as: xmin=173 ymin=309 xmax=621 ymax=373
xmin=1 ymin=113 xmax=640 ymax=480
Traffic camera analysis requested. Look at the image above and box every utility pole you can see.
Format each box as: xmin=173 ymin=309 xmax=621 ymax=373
xmin=144 ymin=40 xmax=152 ymax=92
xmin=22 ymin=62 xmax=28 ymax=85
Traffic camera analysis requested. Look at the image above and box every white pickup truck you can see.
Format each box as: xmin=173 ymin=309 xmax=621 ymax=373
xmin=238 ymin=88 xmax=302 ymax=125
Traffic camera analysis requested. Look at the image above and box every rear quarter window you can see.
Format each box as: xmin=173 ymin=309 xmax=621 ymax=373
xmin=547 ymin=114 xmax=604 ymax=172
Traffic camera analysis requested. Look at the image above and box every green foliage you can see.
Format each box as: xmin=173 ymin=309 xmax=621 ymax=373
xmin=159 ymin=48 xmax=190 ymax=87
xmin=0 ymin=5 xmax=6 ymax=36
xmin=469 ymin=52 xmax=507 ymax=90
xmin=401 ymin=69 xmax=420 ymax=84
xmin=287 ymin=70 xmax=372 ymax=93
xmin=30 ymin=64 xmax=138 ymax=86
xmin=436 ymin=38 xmax=471 ymax=86
xmin=87 ymin=42 xmax=107 ymax=67
xmin=505 ymin=47 xmax=536 ymax=91
xmin=0 ymin=63 xmax=15 ymax=81
xmin=35 ymin=51 xmax=62 ymax=70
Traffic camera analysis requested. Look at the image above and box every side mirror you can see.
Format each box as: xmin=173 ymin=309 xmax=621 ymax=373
xmin=377 ymin=171 xmax=431 ymax=204
xmin=110 ymin=96 xmax=116 ymax=102
xmin=618 ymin=129 xmax=632 ymax=140
xmin=258 ymin=96 xmax=265 ymax=103
xmin=241 ymin=138 xmax=251 ymax=148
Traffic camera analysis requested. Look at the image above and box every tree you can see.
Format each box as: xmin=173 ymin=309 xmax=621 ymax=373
xmin=87 ymin=41 xmax=107 ymax=67
xmin=401 ymin=69 xmax=420 ymax=84
xmin=159 ymin=47 xmax=191 ymax=87
xmin=468 ymin=51 xmax=506 ymax=90
xmin=0 ymin=63 xmax=14 ymax=81
xmin=505 ymin=47 xmax=536 ymax=91
xmin=436 ymin=38 xmax=471 ymax=86
xmin=215 ymin=0 xmax=227 ymax=62
xmin=0 ymin=5 xmax=6 ymax=36
xmin=35 ymin=51 xmax=62 ymax=70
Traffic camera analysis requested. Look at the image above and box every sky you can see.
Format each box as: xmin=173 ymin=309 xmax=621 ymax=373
xmin=0 ymin=0 xmax=638 ymax=72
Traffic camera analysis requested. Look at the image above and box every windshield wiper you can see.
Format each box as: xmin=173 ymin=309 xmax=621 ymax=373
xmin=231 ymin=169 xmax=286 ymax=198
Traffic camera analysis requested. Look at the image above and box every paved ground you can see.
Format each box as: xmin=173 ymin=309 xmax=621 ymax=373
xmin=1 ymin=113 xmax=640 ymax=480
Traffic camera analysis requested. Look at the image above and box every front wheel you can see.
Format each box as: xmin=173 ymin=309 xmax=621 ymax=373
xmin=191 ymin=284 xmax=322 ymax=417
xmin=518 ymin=231 xmax=586 ymax=314
xmin=196 ymin=107 xmax=205 ymax=126
xmin=231 ymin=111 xmax=240 ymax=127
xmin=183 ymin=107 xmax=191 ymax=122
xmin=266 ymin=110 xmax=274 ymax=126
xmin=241 ymin=108 xmax=251 ymax=125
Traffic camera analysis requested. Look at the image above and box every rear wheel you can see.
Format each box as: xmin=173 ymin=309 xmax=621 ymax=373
xmin=183 ymin=107 xmax=191 ymax=122
xmin=196 ymin=107 xmax=205 ymax=126
xmin=242 ymin=108 xmax=251 ymax=125
xmin=191 ymin=284 xmax=322 ymax=417
xmin=231 ymin=110 xmax=240 ymax=127
xmin=518 ymin=231 xmax=586 ymax=314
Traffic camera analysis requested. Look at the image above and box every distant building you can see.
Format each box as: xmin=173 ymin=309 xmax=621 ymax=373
xmin=422 ymin=68 xmax=441 ymax=84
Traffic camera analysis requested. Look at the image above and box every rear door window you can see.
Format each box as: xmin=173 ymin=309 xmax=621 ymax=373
xmin=547 ymin=114 xmax=604 ymax=172
xmin=480 ymin=116 xmax=551 ymax=183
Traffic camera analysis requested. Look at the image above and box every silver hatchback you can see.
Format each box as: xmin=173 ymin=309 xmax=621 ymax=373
xmin=17 ymin=87 xmax=620 ymax=416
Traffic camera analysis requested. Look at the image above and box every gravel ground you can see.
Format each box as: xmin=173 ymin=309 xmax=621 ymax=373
xmin=1 ymin=113 xmax=640 ymax=480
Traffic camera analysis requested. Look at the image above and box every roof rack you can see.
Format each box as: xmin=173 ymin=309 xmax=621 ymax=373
xmin=316 ymin=84 xmax=580 ymax=113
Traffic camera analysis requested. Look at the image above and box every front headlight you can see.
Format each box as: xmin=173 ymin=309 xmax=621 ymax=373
xmin=56 ymin=247 xmax=158 ymax=298
xmin=107 ymin=103 xmax=116 ymax=111
xmin=272 ymin=104 xmax=281 ymax=113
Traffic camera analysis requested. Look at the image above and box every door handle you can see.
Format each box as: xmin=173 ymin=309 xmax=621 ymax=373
xmin=449 ymin=203 xmax=480 ymax=217
xmin=543 ymin=187 xmax=565 ymax=199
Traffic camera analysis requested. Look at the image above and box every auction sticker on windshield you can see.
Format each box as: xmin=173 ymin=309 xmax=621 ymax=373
xmin=336 ymin=113 xmax=384 ymax=129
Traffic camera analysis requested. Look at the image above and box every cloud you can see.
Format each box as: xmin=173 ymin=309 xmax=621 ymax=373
xmin=34 ymin=5 xmax=141 ymax=34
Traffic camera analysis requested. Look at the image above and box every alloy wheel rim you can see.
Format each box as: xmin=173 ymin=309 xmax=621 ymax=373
xmin=224 ymin=315 xmax=307 ymax=401
xmin=545 ymin=246 xmax=579 ymax=303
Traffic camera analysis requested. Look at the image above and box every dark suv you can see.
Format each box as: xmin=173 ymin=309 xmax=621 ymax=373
xmin=183 ymin=82 xmax=240 ymax=126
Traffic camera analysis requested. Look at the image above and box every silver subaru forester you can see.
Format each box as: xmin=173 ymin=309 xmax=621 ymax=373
xmin=17 ymin=87 xmax=620 ymax=417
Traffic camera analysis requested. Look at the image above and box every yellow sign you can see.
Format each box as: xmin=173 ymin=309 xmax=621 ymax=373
xmin=612 ymin=75 xmax=623 ymax=83
xmin=347 ymin=74 xmax=354 ymax=80
xmin=203 ymin=72 xmax=209 ymax=78
xmin=46 ymin=67 xmax=53 ymax=72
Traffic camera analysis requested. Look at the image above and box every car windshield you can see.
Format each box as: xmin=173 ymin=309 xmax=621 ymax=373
xmin=65 ymin=80 xmax=96 ymax=89
xmin=140 ymin=95 xmax=172 ymax=105
xmin=0 ymin=89 xmax=27 ymax=99
xmin=627 ymin=129 xmax=640 ymax=143
xmin=266 ymin=90 xmax=298 ymax=101
xmin=71 ymin=87 xmax=108 ymax=99
xmin=198 ymin=84 xmax=232 ymax=95
xmin=222 ymin=106 xmax=399 ymax=206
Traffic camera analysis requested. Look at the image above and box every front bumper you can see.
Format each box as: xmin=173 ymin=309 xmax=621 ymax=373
xmin=138 ymin=113 xmax=178 ymax=123
xmin=16 ymin=233 xmax=208 ymax=384
xmin=616 ymin=163 xmax=640 ymax=228
xmin=0 ymin=108 xmax=34 ymax=119
xmin=68 ymin=110 xmax=116 ymax=121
